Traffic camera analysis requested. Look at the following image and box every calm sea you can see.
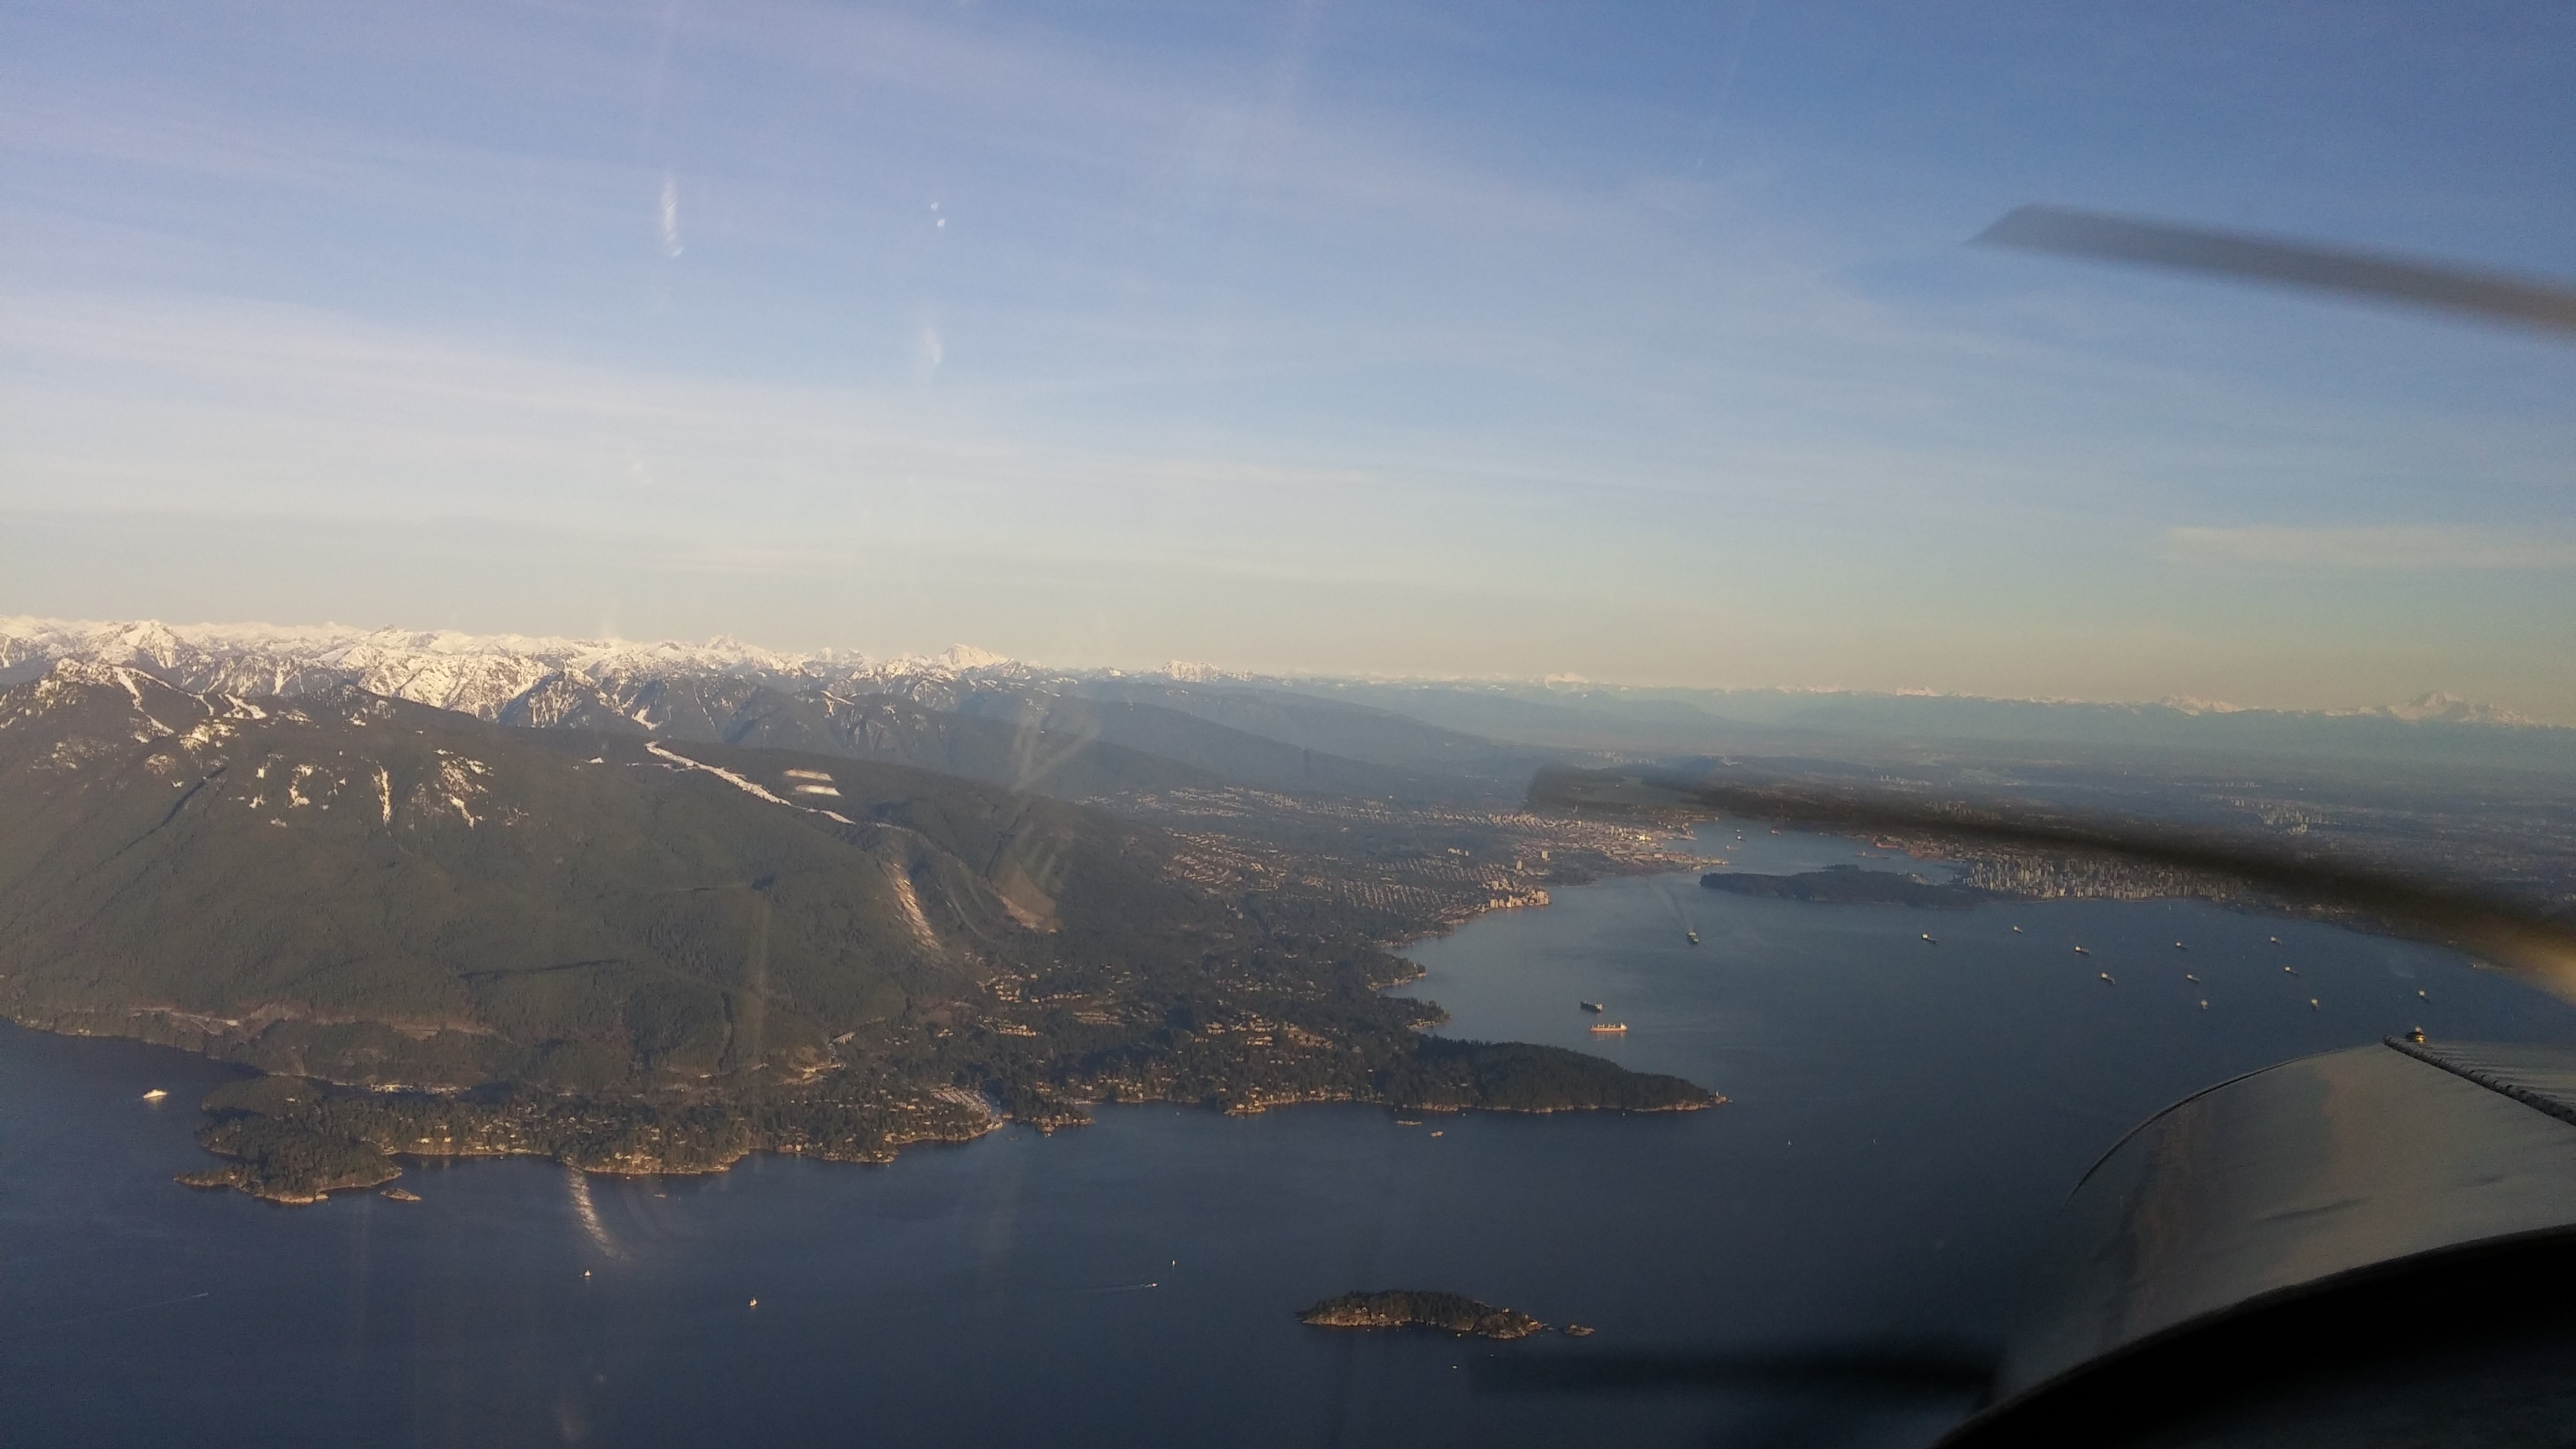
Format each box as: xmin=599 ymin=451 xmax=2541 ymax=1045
xmin=7 ymin=825 xmax=2572 ymax=1448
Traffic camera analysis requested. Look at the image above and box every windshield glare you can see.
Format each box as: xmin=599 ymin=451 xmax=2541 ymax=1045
xmin=2 ymin=5 xmax=2571 ymax=1447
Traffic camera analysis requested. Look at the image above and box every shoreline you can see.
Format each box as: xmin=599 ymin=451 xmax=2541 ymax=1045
xmin=167 ymin=1079 xmax=1727 ymax=1208
xmin=9 ymin=827 xmax=2408 ymax=1209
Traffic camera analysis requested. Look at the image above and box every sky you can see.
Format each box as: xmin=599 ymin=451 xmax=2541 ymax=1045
xmin=2 ymin=1 xmax=2572 ymax=718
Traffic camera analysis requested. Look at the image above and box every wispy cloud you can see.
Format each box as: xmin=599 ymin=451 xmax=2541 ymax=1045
xmin=2162 ymin=524 xmax=2576 ymax=570
xmin=0 ymin=292 xmax=1460 ymax=566
xmin=6 ymin=1 xmax=2574 ymax=713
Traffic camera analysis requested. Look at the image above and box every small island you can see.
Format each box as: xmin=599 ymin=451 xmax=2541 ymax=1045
xmin=1701 ymin=863 xmax=1992 ymax=908
xmin=1297 ymin=1290 xmax=1544 ymax=1340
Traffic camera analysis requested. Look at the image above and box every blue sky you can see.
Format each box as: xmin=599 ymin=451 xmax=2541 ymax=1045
xmin=3 ymin=1 xmax=2572 ymax=716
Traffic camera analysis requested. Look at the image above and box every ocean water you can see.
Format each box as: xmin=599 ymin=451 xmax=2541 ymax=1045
xmin=7 ymin=827 xmax=2572 ymax=1448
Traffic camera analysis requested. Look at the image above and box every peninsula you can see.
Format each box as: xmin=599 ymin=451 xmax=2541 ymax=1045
xmin=0 ymin=663 xmax=1720 ymax=1205
xmin=1702 ymin=864 xmax=1993 ymax=908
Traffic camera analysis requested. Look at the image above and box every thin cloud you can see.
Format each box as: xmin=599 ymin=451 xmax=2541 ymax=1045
xmin=2162 ymin=524 xmax=2576 ymax=570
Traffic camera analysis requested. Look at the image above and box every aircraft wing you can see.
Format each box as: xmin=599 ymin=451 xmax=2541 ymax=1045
xmin=1950 ymin=1037 xmax=2576 ymax=1446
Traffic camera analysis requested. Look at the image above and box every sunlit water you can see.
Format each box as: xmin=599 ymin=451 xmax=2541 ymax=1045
xmin=7 ymin=825 xmax=2572 ymax=1448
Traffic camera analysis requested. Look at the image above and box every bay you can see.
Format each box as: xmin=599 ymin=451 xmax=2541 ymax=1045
xmin=7 ymin=826 xmax=2572 ymax=1448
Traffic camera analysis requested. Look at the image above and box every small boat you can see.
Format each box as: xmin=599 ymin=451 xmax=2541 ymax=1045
xmin=2073 ymin=946 xmax=2090 ymax=956
xmin=2185 ymin=973 xmax=2200 ymax=983
xmin=2010 ymin=926 xmax=2022 ymax=934
xmin=1580 ymin=1001 xmax=1605 ymax=1014
xmin=2099 ymin=972 xmax=2115 ymax=985
xmin=1686 ymin=931 xmax=1700 ymax=945
xmin=1920 ymin=933 xmax=1937 ymax=944
xmin=141 ymin=1089 xmax=168 ymax=1102
xmin=2173 ymin=942 xmax=2189 ymax=951
xmin=1589 ymin=1022 xmax=1629 ymax=1033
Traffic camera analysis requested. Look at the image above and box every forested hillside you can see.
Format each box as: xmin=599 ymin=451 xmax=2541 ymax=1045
xmin=0 ymin=663 xmax=1714 ymax=1201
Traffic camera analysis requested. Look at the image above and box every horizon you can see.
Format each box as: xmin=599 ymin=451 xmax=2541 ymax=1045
xmin=4 ymin=4 xmax=2571 ymax=720
xmin=4 ymin=612 xmax=2556 ymax=728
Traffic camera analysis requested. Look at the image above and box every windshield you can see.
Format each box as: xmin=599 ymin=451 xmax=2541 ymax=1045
xmin=3 ymin=5 xmax=2570 ymax=1447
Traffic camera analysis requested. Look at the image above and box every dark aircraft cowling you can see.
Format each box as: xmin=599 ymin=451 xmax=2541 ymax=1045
xmin=1947 ymin=1038 xmax=2576 ymax=1447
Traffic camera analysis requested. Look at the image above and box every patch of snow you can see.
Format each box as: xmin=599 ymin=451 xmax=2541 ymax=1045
xmin=884 ymin=864 xmax=939 ymax=951
xmin=647 ymin=741 xmax=861 ymax=829
xmin=647 ymin=741 xmax=792 ymax=806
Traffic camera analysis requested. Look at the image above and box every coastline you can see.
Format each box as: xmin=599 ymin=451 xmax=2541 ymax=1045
xmin=5 ymin=821 xmax=1732 ymax=1208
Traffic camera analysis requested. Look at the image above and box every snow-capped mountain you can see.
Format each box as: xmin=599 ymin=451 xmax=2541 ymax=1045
xmin=0 ymin=619 xmax=2554 ymax=769
xmin=2152 ymin=690 xmax=2531 ymax=726
xmin=0 ymin=617 xmax=1034 ymax=725
xmin=2369 ymin=692 xmax=2535 ymax=728
xmin=0 ymin=620 xmax=1521 ymax=807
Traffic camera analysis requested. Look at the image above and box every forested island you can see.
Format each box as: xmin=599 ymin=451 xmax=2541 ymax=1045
xmin=1297 ymin=1290 xmax=1546 ymax=1340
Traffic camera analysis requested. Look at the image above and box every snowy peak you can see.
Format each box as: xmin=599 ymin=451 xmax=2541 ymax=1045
xmin=15 ymin=658 xmax=198 ymax=729
xmin=2152 ymin=695 xmax=2254 ymax=716
xmin=934 ymin=644 xmax=1011 ymax=671
xmin=2143 ymin=687 xmax=2532 ymax=728
xmin=2371 ymin=691 xmax=2533 ymax=727
xmin=0 ymin=617 xmax=2553 ymax=738
xmin=0 ymin=618 xmax=1035 ymax=726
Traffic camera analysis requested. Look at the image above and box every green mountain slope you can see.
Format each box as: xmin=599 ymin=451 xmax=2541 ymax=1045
xmin=0 ymin=663 xmax=1080 ymax=1091
xmin=1067 ymin=679 xmax=1564 ymax=786
xmin=950 ymin=690 xmax=1486 ymax=802
xmin=677 ymin=686 xmax=1227 ymax=799
xmin=497 ymin=670 xmax=1460 ymax=803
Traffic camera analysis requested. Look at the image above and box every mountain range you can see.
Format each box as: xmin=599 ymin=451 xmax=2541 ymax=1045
xmin=5 ymin=619 xmax=2564 ymax=788
xmin=0 ymin=619 xmax=1546 ymax=806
